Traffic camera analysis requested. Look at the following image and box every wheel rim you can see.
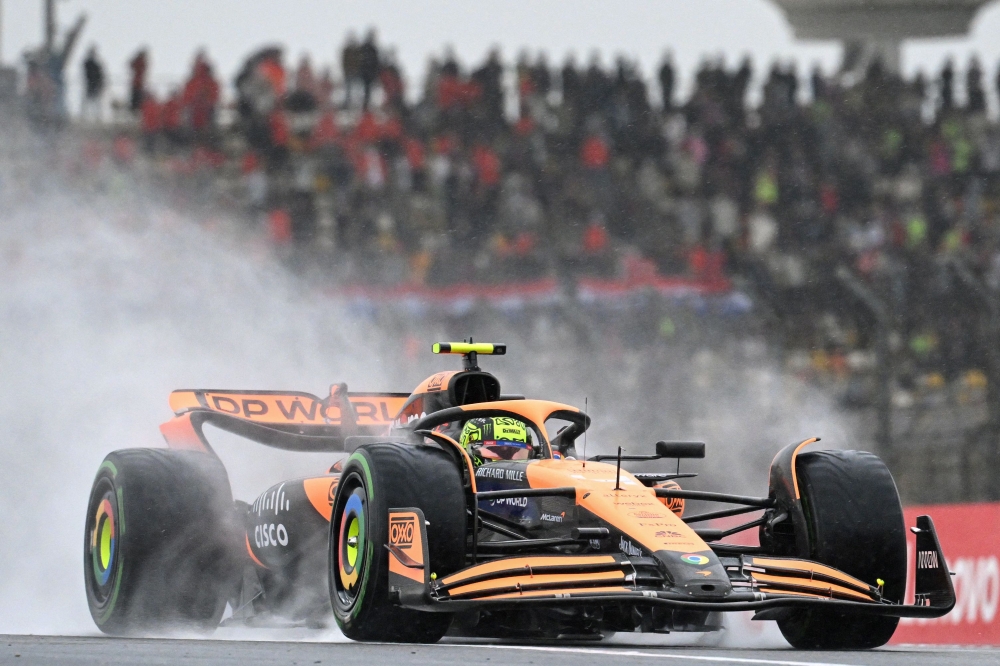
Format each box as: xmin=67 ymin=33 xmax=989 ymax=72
xmin=335 ymin=476 xmax=368 ymax=607
xmin=86 ymin=478 xmax=119 ymax=607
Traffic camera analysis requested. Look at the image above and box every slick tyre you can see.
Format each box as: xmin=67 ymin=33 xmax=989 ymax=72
xmin=84 ymin=449 xmax=241 ymax=635
xmin=777 ymin=450 xmax=907 ymax=650
xmin=329 ymin=443 xmax=466 ymax=643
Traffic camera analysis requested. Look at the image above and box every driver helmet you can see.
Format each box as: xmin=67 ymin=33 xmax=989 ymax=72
xmin=459 ymin=416 xmax=532 ymax=462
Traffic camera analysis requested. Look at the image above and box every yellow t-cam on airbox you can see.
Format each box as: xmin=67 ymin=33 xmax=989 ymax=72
xmin=432 ymin=342 xmax=506 ymax=371
xmin=432 ymin=342 xmax=506 ymax=356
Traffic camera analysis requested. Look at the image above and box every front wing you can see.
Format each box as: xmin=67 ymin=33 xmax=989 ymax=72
xmin=386 ymin=510 xmax=955 ymax=619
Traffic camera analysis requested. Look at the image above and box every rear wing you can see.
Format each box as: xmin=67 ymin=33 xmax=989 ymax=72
xmin=160 ymin=387 xmax=409 ymax=454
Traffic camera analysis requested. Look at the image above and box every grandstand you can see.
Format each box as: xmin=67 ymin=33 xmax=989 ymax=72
xmin=6 ymin=5 xmax=1000 ymax=502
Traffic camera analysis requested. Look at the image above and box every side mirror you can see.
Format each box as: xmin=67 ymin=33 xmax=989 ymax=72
xmin=656 ymin=441 xmax=705 ymax=459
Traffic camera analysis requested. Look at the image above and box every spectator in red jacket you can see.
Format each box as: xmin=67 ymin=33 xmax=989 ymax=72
xmin=182 ymin=52 xmax=220 ymax=141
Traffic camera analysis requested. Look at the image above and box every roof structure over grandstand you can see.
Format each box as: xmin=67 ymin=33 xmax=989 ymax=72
xmin=770 ymin=0 xmax=996 ymax=71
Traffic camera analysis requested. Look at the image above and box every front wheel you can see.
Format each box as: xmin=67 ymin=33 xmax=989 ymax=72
xmin=329 ymin=443 xmax=466 ymax=642
xmin=777 ymin=449 xmax=906 ymax=650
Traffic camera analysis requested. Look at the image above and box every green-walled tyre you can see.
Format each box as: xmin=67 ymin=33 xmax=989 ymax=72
xmin=84 ymin=448 xmax=241 ymax=635
xmin=329 ymin=443 xmax=466 ymax=643
xmin=777 ymin=450 xmax=907 ymax=650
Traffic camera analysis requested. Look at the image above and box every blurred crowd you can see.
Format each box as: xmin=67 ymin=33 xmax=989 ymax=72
xmin=19 ymin=35 xmax=1000 ymax=406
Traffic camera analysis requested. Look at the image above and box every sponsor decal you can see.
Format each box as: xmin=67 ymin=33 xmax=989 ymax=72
xmin=655 ymin=530 xmax=685 ymax=539
xmin=389 ymin=515 xmax=415 ymax=549
xmin=589 ymin=539 xmax=602 ymax=550
xmin=426 ymin=373 xmax=448 ymax=391
xmin=569 ymin=477 xmax=637 ymax=485
xmin=628 ymin=511 xmax=665 ymax=519
xmin=201 ymin=392 xmax=399 ymax=425
xmin=917 ymin=550 xmax=940 ymax=569
xmin=489 ymin=496 xmax=528 ymax=507
xmin=654 ymin=480 xmax=685 ymax=516
xmin=254 ymin=523 xmax=289 ymax=548
xmin=696 ymin=570 xmax=713 ymax=577
xmin=475 ymin=466 xmax=526 ymax=481
xmin=619 ymin=537 xmax=642 ymax=557
xmin=253 ymin=483 xmax=290 ymax=517
xmin=540 ymin=512 xmax=565 ymax=523
xmin=681 ymin=553 xmax=710 ymax=566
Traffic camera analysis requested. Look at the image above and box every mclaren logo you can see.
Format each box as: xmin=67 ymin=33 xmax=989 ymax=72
xmin=540 ymin=512 xmax=565 ymax=523
xmin=917 ymin=550 xmax=940 ymax=569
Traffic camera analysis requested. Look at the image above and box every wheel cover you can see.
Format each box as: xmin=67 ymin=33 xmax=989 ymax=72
xmin=86 ymin=479 xmax=120 ymax=608
xmin=336 ymin=482 xmax=367 ymax=604
xmin=95 ymin=499 xmax=115 ymax=580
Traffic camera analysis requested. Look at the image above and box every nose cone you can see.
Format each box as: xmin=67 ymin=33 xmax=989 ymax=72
xmin=655 ymin=550 xmax=733 ymax=599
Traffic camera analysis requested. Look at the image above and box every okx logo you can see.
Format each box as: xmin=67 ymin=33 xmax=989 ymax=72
xmin=389 ymin=515 xmax=415 ymax=549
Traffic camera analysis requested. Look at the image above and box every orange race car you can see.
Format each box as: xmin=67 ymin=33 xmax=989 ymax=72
xmin=84 ymin=342 xmax=955 ymax=648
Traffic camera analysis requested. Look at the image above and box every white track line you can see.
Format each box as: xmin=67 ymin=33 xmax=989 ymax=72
xmin=436 ymin=643 xmax=863 ymax=666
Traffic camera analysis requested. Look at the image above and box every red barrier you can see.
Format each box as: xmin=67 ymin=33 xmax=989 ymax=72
xmin=892 ymin=503 xmax=1000 ymax=645
xmin=332 ymin=275 xmax=741 ymax=314
xmin=708 ymin=502 xmax=1000 ymax=644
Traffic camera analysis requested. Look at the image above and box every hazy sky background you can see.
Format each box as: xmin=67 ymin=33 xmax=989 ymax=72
xmin=2 ymin=0 xmax=1000 ymax=105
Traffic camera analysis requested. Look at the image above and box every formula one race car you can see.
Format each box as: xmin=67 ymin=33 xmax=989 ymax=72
xmin=84 ymin=342 xmax=955 ymax=648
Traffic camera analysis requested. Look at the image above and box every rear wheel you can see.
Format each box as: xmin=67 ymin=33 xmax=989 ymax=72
xmin=777 ymin=449 xmax=906 ymax=650
xmin=84 ymin=449 xmax=241 ymax=635
xmin=329 ymin=443 xmax=466 ymax=642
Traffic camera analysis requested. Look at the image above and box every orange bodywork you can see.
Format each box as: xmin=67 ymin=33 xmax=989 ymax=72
xmin=158 ymin=412 xmax=209 ymax=452
xmin=448 ymin=571 xmax=628 ymax=599
xmin=525 ymin=459 xmax=709 ymax=555
xmin=750 ymin=573 xmax=874 ymax=602
xmin=410 ymin=371 xmax=460 ymax=395
xmin=245 ymin=534 xmax=267 ymax=569
xmin=458 ymin=399 xmax=581 ymax=438
xmin=439 ymin=555 xmax=620 ymax=587
xmin=788 ymin=437 xmax=819 ymax=499
xmin=302 ymin=476 xmax=338 ymax=520
xmin=747 ymin=556 xmax=872 ymax=594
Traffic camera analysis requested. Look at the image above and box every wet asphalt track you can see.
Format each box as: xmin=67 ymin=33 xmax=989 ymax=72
xmin=2 ymin=635 xmax=998 ymax=666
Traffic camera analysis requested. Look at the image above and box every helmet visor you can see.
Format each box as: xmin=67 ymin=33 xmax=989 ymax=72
xmin=478 ymin=440 xmax=531 ymax=461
